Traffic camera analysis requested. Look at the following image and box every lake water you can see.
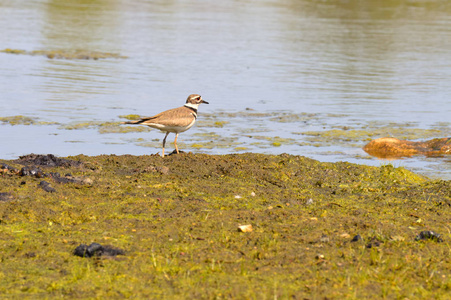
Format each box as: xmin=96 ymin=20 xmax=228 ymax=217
xmin=1 ymin=0 xmax=450 ymax=179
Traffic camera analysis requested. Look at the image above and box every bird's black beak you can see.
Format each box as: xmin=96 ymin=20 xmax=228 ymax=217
xmin=201 ymin=100 xmax=209 ymax=104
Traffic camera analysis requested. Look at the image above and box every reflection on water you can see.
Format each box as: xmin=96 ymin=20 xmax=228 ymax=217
xmin=0 ymin=0 xmax=450 ymax=178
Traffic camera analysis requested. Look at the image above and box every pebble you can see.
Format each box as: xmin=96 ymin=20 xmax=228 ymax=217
xmin=415 ymin=230 xmax=443 ymax=242
xmin=351 ymin=234 xmax=363 ymax=242
xmin=20 ymin=166 xmax=45 ymax=178
xmin=1 ymin=163 xmax=18 ymax=173
xmin=39 ymin=181 xmax=56 ymax=193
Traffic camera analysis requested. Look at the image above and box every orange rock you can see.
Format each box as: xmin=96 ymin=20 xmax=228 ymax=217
xmin=363 ymin=137 xmax=451 ymax=158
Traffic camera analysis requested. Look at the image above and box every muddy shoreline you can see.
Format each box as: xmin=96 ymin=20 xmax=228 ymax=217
xmin=1 ymin=153 xmax=450 ymax=298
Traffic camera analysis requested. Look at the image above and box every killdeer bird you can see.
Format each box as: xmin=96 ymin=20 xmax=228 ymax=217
xmin=122 ymin=94 xmax=209 ymax=157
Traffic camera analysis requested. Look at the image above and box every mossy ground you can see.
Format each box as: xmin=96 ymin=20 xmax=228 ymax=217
xmin=1 ymin=153 xmax=450 ymax=299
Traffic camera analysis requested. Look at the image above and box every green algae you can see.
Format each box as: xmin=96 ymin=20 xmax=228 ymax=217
xmin=0 ymin=153 xmax=450 ymax=298
xmin=0 ymin=115 xmax=37 ymax=125
xmin=0 ymin=115 xmax=59 ymax=126
xmin=1 ymin=48 xmax=127 ymax=60
xmin=300 ymin=127 xmax=446 ymax=148
xmin=118 ymin=114 xmax=142 ymax=121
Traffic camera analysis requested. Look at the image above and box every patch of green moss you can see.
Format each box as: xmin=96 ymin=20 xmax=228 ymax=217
xmin=1 ymin=153 xmax=449 ymax=299
xmin=301 ymin=127 xmax=445 ymax=147
xmin=0 ymin=115 xmax=36 ymax=125
xmin=190 ymin=143 xmax=204 ymax=149
xmin=213 ymin=121 xmax=229 ymax=128
xmin=119 ymin=114 xmax=142 ymax=121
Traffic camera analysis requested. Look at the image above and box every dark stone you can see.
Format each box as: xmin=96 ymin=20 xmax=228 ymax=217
xmin=351 ymin=234 xmax=363 ymax=242
xmin=73 ymin=243 xmax=125 ymax=258
xmin=86 ymin=243 xmax=104 ymax=256
xmin=20 ymin=166 xmax=44 ymax=177
xmin=1 ymin=163 xmax=18 ymax=172
xmin=73 ymin=244 xmax=90 ymax=257
xmin=415 ymin=231 xmax=443 ymax=242
xmin=39 ymin=181 xmax=56 ymax=193
xmin=15 ymin=154 xmax=83 ymax=168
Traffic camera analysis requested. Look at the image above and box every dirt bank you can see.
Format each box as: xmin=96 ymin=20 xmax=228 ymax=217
xmin=0 ymin=153 xmax=450 ymax=298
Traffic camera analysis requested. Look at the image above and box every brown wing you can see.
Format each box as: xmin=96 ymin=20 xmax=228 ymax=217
xmin=129 ymin=106 xmax=196 ymax=127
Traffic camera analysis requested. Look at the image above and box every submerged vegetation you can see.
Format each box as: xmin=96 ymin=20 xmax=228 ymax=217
xmin=0 ymin=48 xmax=127 ymax=60
xmin=0 ymin=115 xmax=57 ymax=126
xmin=0 ymin=153 xmax=450 ymax=298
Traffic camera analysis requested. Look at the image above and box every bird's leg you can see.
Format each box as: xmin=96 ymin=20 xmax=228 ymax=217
xmin=162 ymin=132 xmax=170 ymax=157
xmin=174 ymin=133 xmax=179 ymax=154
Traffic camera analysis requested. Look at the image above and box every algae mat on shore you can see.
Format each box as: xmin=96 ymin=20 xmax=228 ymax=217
xmin=0 ymin=153 xmax=450 ymax=299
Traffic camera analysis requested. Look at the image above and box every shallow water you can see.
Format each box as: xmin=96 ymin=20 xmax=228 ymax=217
xmin=0 ymin=0 xmax=450 ymax=179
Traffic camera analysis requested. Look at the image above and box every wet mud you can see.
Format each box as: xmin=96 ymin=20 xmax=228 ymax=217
xmin=0 ymin=153 xmax=450 ymax=298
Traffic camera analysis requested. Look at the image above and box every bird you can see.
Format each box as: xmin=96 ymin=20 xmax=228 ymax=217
xmin=121 ymin=94 xmax=209 ymax=157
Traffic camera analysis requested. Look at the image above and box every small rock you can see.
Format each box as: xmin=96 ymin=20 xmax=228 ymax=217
xmin=250 ymin=192 xmax=256 ymax=197
xmin=16 ymin=154 xmax=83 ymax=168
xmin=20 ymin=166 xmax=45 ymax=178
xmin=234 ymin=195 xmax=242 ymax=199
xmin=351 ymin=234 xmax=363 ymax=242
xmin=238 ymin=225 xmax=253 ymax=232
xmin=73 ymin=242 xmax=125 ymax=258
xmin=39 ymin=181 xmax=56 ymax=193
xmin=306 ymin=198 xmax=314 ymax=205
xmin=316 ymin=254 xmax=325 ymax=259
xmin=1 ymin=163 xmax=18 ymax=173
xmin=415 ymin=231 xmax=443 ymax=242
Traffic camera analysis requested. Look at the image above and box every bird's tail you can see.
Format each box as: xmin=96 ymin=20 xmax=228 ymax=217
xmin=121 ymin=119 xmax=147 ymax=125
